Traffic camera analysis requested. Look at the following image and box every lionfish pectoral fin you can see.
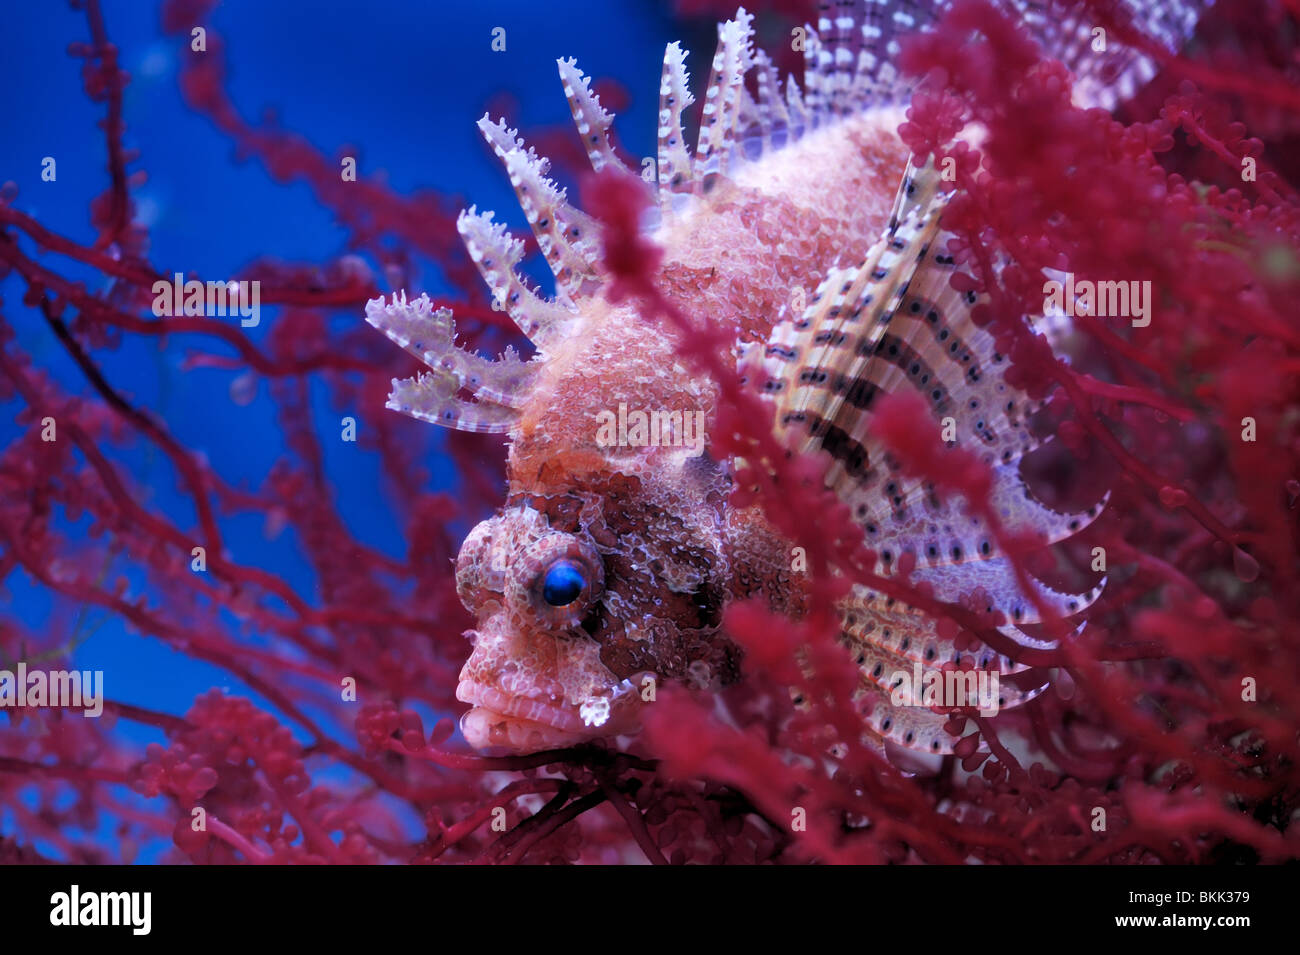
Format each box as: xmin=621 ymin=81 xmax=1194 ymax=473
xmin=756 ymin=156 xmax=955 ymax=469
xmin=854 ymin=685 xmax=985 ymax=756
xmin=756 ymin=155 xmax=1107 ymax=548
xmin=750 ymin=155 xmax=1105 ymax=754
xmin=365 ymin=291 xmax=538 ymax=434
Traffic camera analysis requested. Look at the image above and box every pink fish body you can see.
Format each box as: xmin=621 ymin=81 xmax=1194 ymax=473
xmin=366 ymin=2 xmax=1206 ymax=754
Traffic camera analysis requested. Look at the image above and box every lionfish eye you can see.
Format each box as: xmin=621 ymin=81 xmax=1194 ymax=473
xmin=508 ymin=531 xmax=604 ymax=629
xmin=541 ymin=561 xmax=586 ymax=607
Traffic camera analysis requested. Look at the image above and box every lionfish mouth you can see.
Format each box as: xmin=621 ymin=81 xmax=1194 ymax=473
xmin=456 ymin=679 xmax=643 ymax=754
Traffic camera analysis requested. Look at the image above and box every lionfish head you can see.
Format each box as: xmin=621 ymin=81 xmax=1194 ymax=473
xmin=361 ymin=22 xmax=765 ymax=753
xmin=452 ymin=481 xmax=735 ymax=753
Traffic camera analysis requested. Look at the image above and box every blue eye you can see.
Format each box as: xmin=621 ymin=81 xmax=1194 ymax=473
xmin=541 ymin=561 xmax=586 ymax=607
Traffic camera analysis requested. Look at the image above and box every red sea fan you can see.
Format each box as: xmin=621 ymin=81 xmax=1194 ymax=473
xmin=587 ymin=0 xmax=1300 ymax=864
xmin=2 ymin=0 xmax=1299 ymax=866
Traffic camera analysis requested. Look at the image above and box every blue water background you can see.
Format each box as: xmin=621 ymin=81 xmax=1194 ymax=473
xmin=0 ymin=0 xmax=690 ymax=859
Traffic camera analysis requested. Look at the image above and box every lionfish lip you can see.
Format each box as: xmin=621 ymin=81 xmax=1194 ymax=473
xmin=456 ymin=680 xmax=592 ymax=735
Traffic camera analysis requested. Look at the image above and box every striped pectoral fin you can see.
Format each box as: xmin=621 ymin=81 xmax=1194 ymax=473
xmin=776 ymin=163 xmax=950 ymax=423
xmin=887 ymin=155 xmax=949 ymax=235
xmin=856 ymin=288 xmax=1046 ymax=475
xmin=765 ymin=259 xmax=886 ymax=455
xmin=756 ymin=156 xmax=1108 ymax=576
xmin=746 ymin=279 xmax=844 ymax=443
xmin=761 ymin=162 xmax=951 ymax=483
xmin=824 ymin=162 xmax=1047 ymax=483
xmin=909 ymin=556 xmax=1105 ymax=630
xmin=854 ymin=684 xmax=984 ymax=756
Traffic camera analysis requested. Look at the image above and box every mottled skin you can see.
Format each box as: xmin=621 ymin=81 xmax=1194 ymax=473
xmin=455 ymin=111 xmax=912 ymax=751
xmin=365 ymin=0 xmax=1212 ymax=756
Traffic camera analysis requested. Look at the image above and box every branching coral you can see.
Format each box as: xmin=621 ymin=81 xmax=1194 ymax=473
xmin=1 ymin=0 xmax=1298 ymax=864
xmin=623 ymin=0 xmax=1300 ymax=864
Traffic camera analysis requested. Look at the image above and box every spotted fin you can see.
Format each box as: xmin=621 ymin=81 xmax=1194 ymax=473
xmin=455 ymin=207 xmax=578 ymax=353
xmin=878 ymin=558 xmax=1106 ymax=629
xmin=657 ymin=41 xmax=697 ymax=209
xmin=853 ymin=685 xmax=984 ymax=755
xmin=752 ymin=158 xmax=1103 ymax=754
xmin=809 ymin=0 xmax=1215 ymax=112
xmin=693 ymin=9 xmax=756 ymax=189
xmin=478 ymin=116 xmax=604 ymax=301
xmin=364 ymin=291 xmax=537 ymax=434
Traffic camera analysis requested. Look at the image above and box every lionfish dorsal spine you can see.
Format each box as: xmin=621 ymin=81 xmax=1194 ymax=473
xmin=693 ymin=8 xmax=755 ymax=188
xmin=477 ymin=115 xmax=603 ymax=300
xmin=783 ymin=73 xmax=811 ymax=141
xmin=747 ymin=50 xmax=786 ymax=155
xmin=456 ymin=206 xmax=576 ymax=351
xmin=366 ymin=0 xmax=1214 ymax=449
xmin=367 ymin=1 xmax=917 ymax=439
xmin=364 ymin=290 xmax=536 ymax=434
xmin=657 ymin=41 xmax=696 ymax=209
xmin=799 ymin=23 xmax=831 ymax=123
xmin=556 ymin=56 xmax=623 ymax=175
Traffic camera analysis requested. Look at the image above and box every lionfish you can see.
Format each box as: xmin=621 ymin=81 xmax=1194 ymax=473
xmin=365 ymin=0 xmax=1209 ymax=755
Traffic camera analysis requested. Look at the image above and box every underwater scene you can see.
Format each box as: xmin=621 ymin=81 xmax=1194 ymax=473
xmin=2 ymin=0 xmax=1299 ymax=896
